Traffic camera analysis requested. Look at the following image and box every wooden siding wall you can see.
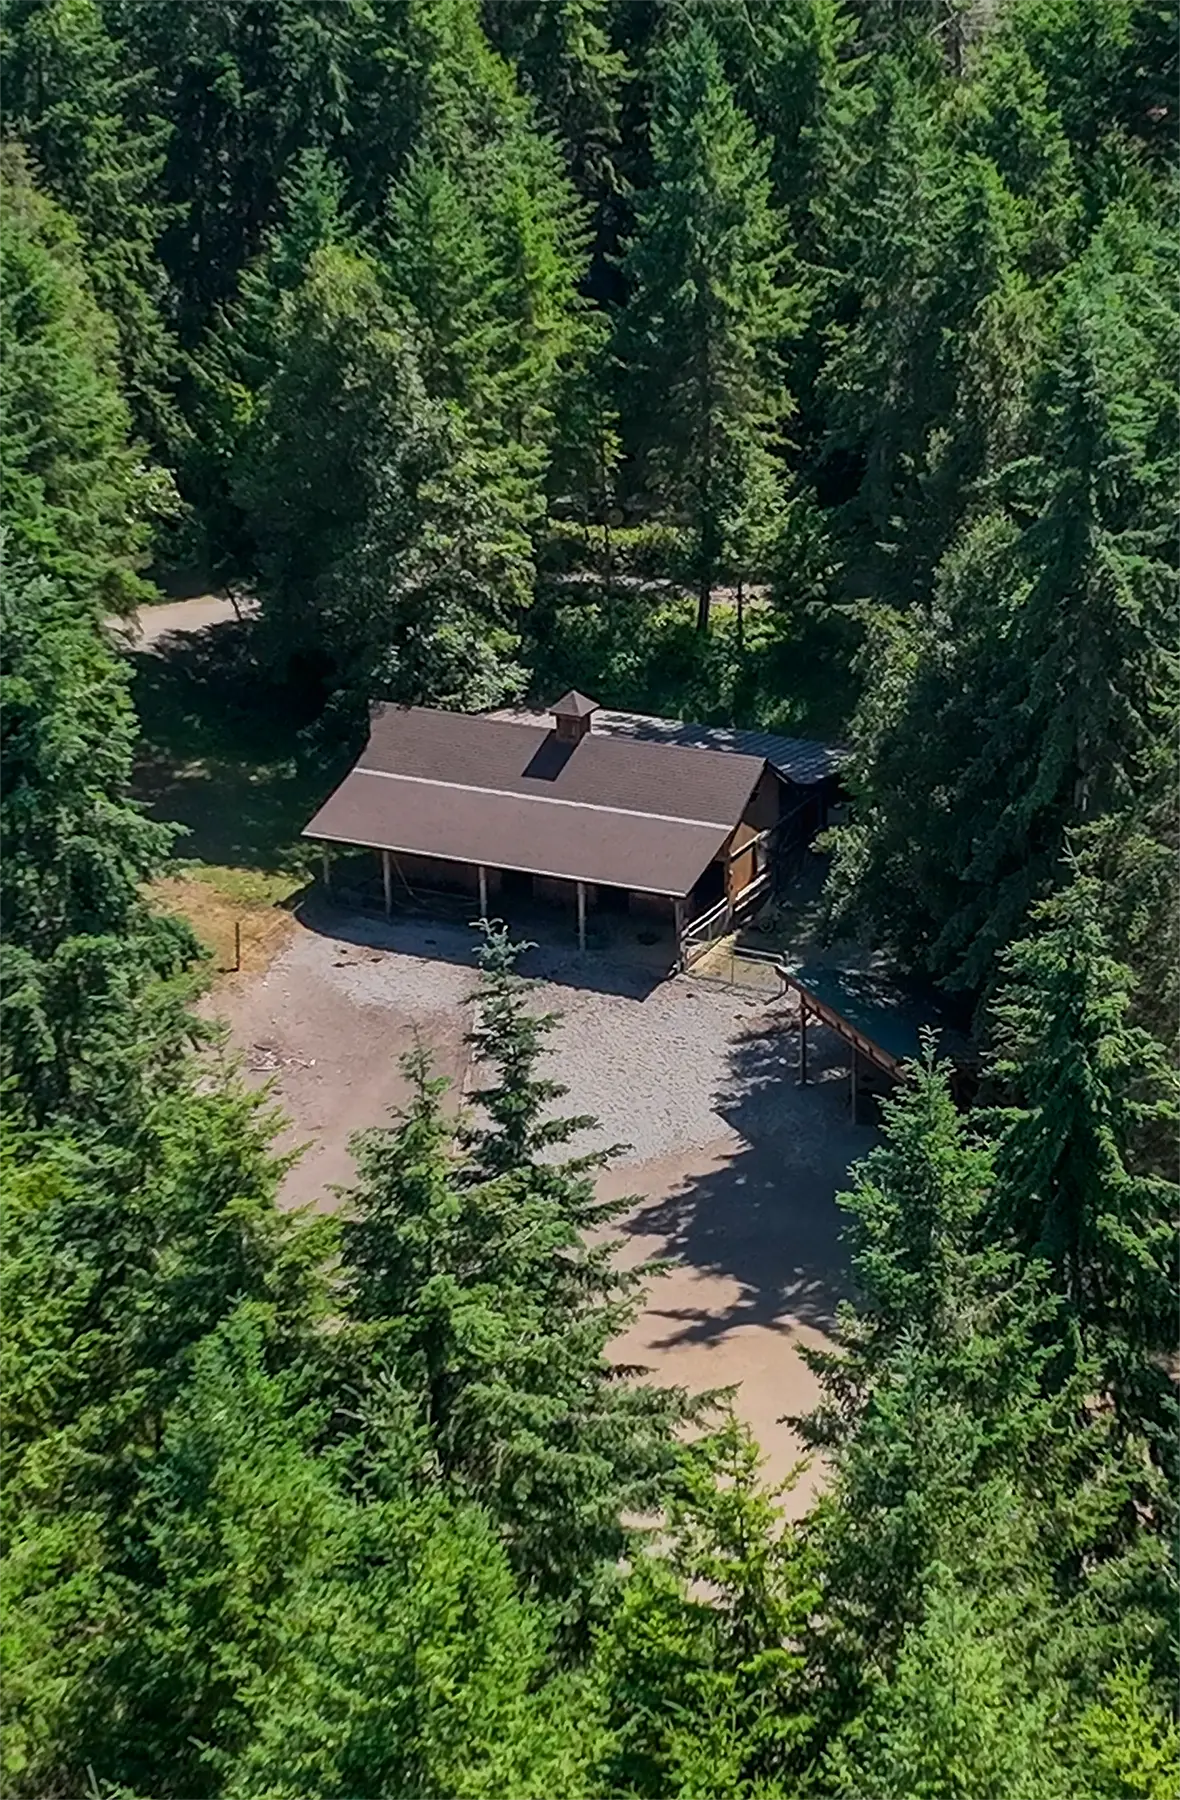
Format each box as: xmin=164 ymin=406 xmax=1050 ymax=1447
xmin=722 ymin=766 xmax=782 ymax=901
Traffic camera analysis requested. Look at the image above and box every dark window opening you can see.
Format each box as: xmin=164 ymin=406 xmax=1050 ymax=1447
xmin=691 ymin=860 xmax=725 ymax=916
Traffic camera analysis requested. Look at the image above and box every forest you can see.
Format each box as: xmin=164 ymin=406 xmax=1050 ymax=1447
xmin=1 ymin=0 xmax=1177 ymax=1794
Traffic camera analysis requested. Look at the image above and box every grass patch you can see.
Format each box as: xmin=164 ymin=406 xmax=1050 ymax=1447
xmin=171 ymin=863 xmax=307 ymax=907
xmin=152 ymin=869 xmax=300 ymax=975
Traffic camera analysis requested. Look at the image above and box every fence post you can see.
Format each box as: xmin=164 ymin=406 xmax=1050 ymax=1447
xmin=234 ymin=919 xmax=242 ymax=973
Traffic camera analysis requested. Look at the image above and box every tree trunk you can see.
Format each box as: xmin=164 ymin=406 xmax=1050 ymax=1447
xmin=696 ymin=568 xmax=711 ymax=634
xmin=696 ymin=339 xmax=713 ymax=634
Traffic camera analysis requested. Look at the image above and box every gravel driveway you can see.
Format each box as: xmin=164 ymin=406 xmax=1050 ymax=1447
xmin=215 ymin=905 xmax=868 ymax=1489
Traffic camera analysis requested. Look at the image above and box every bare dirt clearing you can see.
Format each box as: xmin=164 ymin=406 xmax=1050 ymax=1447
xmin=213 ymin=903 xmax=867 ymax=1489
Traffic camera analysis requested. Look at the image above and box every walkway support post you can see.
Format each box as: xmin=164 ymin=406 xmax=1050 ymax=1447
xmin=478 ymin=864 xmax=488 ymax=918
xmin=322 ymin=850 xmax=332 ymax=896
xmin=673 ymin=897 xmax=684 ymax=969
xmin=576 ymin=880 xmax=587 ymax=951
xmin=850 ymin=1047 xmax=858 ymax=1124
xmin=382 ymin=849 xmax=392 ymax=918
xmin=799 ymin=998 xmax=808 ymax=1085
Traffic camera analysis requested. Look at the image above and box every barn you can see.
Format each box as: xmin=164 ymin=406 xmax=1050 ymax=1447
xmin=302 ymin=692 xmax=843 ymax=966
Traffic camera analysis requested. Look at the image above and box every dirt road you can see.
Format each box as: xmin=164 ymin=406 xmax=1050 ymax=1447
xmin=112 ymin=592 xmax=256 ymax=650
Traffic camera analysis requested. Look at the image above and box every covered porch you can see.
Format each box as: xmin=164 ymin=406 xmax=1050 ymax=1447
xmin=312 ymin=842 xmax=720 ymax=969
xmin=777 ymin=959 xmax=977 ymax=1122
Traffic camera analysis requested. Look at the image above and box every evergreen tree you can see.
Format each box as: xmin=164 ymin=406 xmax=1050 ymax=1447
xmin=476 ymin=116 xmax=600 ymax=508
xmin=0 ymin=1082 xmax=335 ymax=1795
xmin=337 ymin=931 xmax=691 ymax=1615
xmin=111 ymin=0 xmax=359 ymax=346
xmin=797 ymin=1055 xmax=1145 ymax=1730
xmin=78 ymin=1304 xmax=345 ymax=1794
xmin=594 ymin=1416 xmax=815 ymax=1797
xmin=184 ymin=146 xmax=351 ymax=581
xmin=826 ymin=200 xmax=1177 ymax=998
xmin=373 ymin=0 xmax=597 ymax=506
xmin=989 ymin=869 xmax=1179 ymax=1454
xmin=816 ymin=57 xmax=1042 ymax=603
xmin=482 ymin=0 xmax=626 ymax=205
xmin=683 ymin=0 xmax=868 ymax=239
xmin=1000 ymin=0 xmax=1138 ymax=166
xmin=384 ymin=149 xmax=509 ymax=420
xmin=0 ymin=146 xmax=163 ymax=611
xmin=0 ymin=0 xmax=179 ymax=448
xmin=951 ymin=29 xmax=1081 ymax=276
xmin=621 ymin=20 xmax=796 ymax=631
xmin=927 ymin=206 xmax=1177 ymax=993
xmin=241 ymin=244 xmax=531 ymax=722
xmin=1070 ymin=1661 xmax=1180 ymax=1800
xmin=0 ymin=564 xmax=195 ymax=1126
xmin=221 ymin=1481 xmax=593 ymax=1799
xmin=1117 ymin=0 xmax=1179 ymax=165
xmin=824 ymin=1573 xmax=1069 ymax=1800
xmin=338 ymin=0 xmax=520 ymax=232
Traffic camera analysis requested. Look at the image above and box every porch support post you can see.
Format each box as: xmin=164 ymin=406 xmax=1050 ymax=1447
xmin=321 ymin=849 xmax=332 ymax=896
xmin=576 ymin=879 xmax=587 ymax=951
xmin=673 ymin=896 xmax=685 ymax=969
xmin=850 ymin=1047 xmax=858 ymax=1124
xmin=478 ymin=864 xmax=488 ymax=918
xmin=382 ymin=849 xmax=392 ymax=917
xmin=799 ymin=998 xmax=808 ymax=1086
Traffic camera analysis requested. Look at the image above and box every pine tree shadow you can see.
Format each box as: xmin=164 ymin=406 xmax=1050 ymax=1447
xmin=617 ymin=1011 xmax=867 ymax=1347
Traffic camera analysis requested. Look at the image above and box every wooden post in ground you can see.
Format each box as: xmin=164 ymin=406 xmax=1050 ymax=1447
xmin=576 ymin=880 xmax=587 ymax=951
xmin=799 ymin=998 xmax=808 ymax=1085
xmin=321 ymin=850 xmax=332 ymax=896
xmin=233 ymin=919 xmax=242 ymax=973
xmin=382 ymin=849 xmax=393 ymax=917
xmin=478 ymin=864 xmax=488 ymax=918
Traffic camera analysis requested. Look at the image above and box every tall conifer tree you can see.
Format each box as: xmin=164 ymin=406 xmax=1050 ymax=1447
xmin=798 ymin=1055 xmax=1141 ymax=1728
xmin=826 ymin=200 xmax=1176 ymax=999
xmin=989 ymin=869 xmax=1179 ymax=1454
xmin=621 ymin=21 xmax=795 ymax=631
xmin=0 ymin=147 xmax=160 ymax=611
xmin=1 ymin=0 xmax=179 ymax=447
xmin=338 ymin=930 xmax=690 ymax=1613
xmin=242 ymin=244 xmax=531 ymax=720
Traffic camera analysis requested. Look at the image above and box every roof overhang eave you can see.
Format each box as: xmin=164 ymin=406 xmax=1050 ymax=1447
xmin=301 ymin=825 xmax=700 ymax=900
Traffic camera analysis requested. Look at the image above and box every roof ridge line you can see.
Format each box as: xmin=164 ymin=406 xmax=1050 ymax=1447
xmin=352 ymin=765 xmax=740 ymax=831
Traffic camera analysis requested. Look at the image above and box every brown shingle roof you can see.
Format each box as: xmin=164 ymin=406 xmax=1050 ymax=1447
xmin=303 ymin=704 xmax=766 ymax=897
xmin=362 ymin=705 xmax=763 ymax=822
xmin=489 ymin=705 xmax=846 ymax=787
xmin=550 ymin=689 xmax=599 ymax=718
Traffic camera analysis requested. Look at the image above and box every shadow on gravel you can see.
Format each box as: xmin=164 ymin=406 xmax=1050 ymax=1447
xmin=293 ymin=893 xmax=672 ymax=1002
xmin=618 ymin=1014 xmax=869 ymax=1345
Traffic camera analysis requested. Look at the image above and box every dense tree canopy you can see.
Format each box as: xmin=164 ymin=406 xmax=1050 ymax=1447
xmin=1 ymin=0 xmax=1175 ymax=1791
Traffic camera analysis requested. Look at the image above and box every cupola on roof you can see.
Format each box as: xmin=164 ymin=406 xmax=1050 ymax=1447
xmin=549 ymin=690 xmax=599 ymax=719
